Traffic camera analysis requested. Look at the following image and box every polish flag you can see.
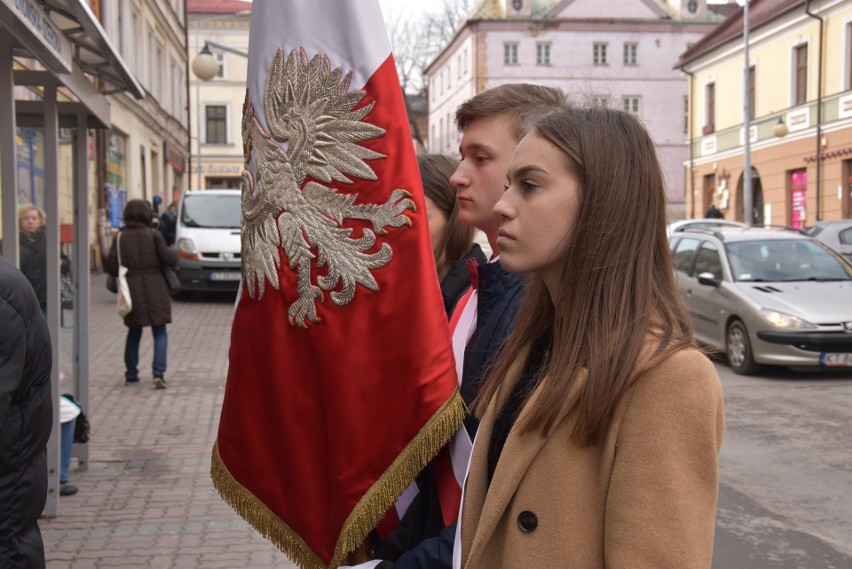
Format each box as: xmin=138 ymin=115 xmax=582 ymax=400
xmin=211 ymin=2 xmax=464 ymax=568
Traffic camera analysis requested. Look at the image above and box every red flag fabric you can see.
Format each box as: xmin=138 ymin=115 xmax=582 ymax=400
xmin=210 ymin=2 xmax=464 ymax=568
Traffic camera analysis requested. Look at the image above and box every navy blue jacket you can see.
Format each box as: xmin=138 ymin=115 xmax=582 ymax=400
xmin=376 ymin=260 xmax=525 ymax=569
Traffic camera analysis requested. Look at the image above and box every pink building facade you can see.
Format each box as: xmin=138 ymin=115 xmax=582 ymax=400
xmin=425 ymin=0 xmax=732 ymax=217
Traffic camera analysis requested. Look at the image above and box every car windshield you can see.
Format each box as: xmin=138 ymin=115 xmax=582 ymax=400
xmin=726 ymin=239 xmax=852 ymax=282
xmin=181 ymin=194 xmax=241 ymax=229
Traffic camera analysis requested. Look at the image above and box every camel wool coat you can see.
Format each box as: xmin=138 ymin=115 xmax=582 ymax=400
xmin=457 ymin=345 xmax=724 ymax=569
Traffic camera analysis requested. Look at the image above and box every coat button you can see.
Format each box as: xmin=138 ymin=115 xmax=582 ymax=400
xmin=517 ymin=511 xmax=538 ymax=533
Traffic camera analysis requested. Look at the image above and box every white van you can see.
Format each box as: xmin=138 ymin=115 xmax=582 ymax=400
xmin=175 ymin=189 xmax=242 ymax=292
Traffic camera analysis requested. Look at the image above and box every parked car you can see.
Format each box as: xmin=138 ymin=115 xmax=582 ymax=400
xmin=669 ymin=226 xmax=852 ymax=374
xmin=666 ymin=218 xmax=746 ymax=237
xmin=808 ymin=220 xmax=852 ymax=263
xmin=175 ymin=189 xmax=242 ymax=293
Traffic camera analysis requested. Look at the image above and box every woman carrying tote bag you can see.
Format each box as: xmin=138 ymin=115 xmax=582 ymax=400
xmin=107 ymin=199 xmax=179 ymax=389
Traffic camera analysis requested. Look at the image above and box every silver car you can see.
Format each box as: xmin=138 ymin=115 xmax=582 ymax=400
xmin=808 ymin=220 xmax=852 ymax=264
xmin=666 ymin=218 xmax=746 ymax=238
xmin=670 ymin=227 xmax=852 ymax=374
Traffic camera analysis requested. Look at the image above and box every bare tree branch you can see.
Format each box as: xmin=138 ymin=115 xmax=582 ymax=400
xmin=388 ymin=0 xmax=473 ymax=96
xmin=385 ymin=0 xmax=473 ymax=148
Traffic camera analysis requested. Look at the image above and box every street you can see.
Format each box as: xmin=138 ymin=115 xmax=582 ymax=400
xmin=712 ymin=360 xmax=852 ymax=568
xmin=44 ymin=280 xmax=296 ymax=569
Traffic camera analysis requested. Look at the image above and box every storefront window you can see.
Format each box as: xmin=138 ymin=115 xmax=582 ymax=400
xmin=106 ymin=132 xmax=128 ymax=228
xmin=16 ymin=127 xmax=46 ymax=209
xmin=790 ymin=169 xmax=807 ymax=229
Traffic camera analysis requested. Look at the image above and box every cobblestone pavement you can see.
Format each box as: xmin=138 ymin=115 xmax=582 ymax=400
xmin=42 ymin=276 xmax=298 ymax=569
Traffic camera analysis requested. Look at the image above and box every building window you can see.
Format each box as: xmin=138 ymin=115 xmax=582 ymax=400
xmin=623 ymin=96 xmax=640 ymax=115
xmin=171 ymin=58 xmax=179 ymax=116
xmin=215 ymin=52 xmax=225 ymax=79
xmin=117 ymin=2 xmax=126 ymax=57
xmin=457 ymin=55 xmax=461 ymax=78
xmin=705 ymin=82 xmax=715 ymax=132
xmin=205 ymin=105 xmax=227 ymax=144
xmin=848 ymin=23 xmax=852 ymax=90
xmin=147 ymin=26 xmax=155 ymax=90
xmin=794 ymin=44 xmax=808 ymax=106
xmin=131 ymin=10 xmax=141 ymax=73
xmin=683 ymin=96 xmax=689 ymax=134
xmin=703 ymin=173 xmax=716 ymax=213
xmin=592 ymin=96 xmax=609 ymax=108
xmin=464 ymin=49 xmax=468 ymax=74
xmin=536 ymin=43 xmax=551 ymax=66
xmin=156 ymin=41 xmax=164 ymax=100
xmin=504 ymin=42 xmax=519 ymax=65
xmin=623 ymin=42 xmax=638 ymax=66
xmin=748 ymin=66 xmax=755 ymax=121
xmin=593 ymin=42 xmax=608 ymax=66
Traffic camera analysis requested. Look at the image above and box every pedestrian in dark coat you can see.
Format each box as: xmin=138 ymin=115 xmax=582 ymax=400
xmin=704 ymin=204 xmax=724 ymax=218
xmin=160 ymin=202 xmax=178 ymax=246
xmin=0 ymin=256 xmax=53 ymax=569
xmin=17 ymin=206 xmax=49 ymax=311
xmin=106 ymin=199 xmax=179 ymax=388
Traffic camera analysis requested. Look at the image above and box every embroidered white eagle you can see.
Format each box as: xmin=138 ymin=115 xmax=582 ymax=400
xmin=240 ymin=47 xmax=415 ymax=327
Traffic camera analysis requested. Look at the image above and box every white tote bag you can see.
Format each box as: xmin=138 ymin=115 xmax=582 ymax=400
xmin=116 ymin=232 xmax=133 ymax=317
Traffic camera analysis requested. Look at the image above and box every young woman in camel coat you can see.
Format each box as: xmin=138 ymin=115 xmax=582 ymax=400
xmin=454 ymin=107 xmax=725 ymax=569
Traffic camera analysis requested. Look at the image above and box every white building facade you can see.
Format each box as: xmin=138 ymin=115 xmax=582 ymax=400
xmin=100 ymin=0 xmax=190 ymax=226
xmin=425 ymin=0 xmax=732 ymax=216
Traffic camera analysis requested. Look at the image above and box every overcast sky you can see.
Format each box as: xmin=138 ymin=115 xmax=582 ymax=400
xmin=377 ymin=0 xmax=443 ymax=25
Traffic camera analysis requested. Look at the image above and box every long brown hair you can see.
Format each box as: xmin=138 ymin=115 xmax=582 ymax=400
xmin=473 ymin=107 xmax=694 ymax=445
xmin=418 ymin=154 xmax=473 ymax=278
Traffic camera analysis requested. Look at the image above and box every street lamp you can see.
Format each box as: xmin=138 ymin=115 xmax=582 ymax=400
xmin=774 ymin=117 xmax=789 ymax=138
xmin=192 ymin=44 xmax=220 ymax=81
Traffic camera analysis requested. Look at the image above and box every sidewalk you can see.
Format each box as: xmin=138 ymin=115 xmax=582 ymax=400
xmin=41 ymin=275 xmax=298 ymax=569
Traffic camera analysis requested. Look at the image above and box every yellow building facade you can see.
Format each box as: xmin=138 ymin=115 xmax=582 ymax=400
xmin=679 ymin=0 xmax=852 ymax=227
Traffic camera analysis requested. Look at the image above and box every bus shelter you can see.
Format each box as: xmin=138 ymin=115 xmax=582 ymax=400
xmin=0 ymin=0 xmax=144 ymax=516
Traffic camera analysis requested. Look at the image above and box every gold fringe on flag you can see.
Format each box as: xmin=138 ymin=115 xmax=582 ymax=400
xmin=211 ymin=387 xmax=466 ymax=569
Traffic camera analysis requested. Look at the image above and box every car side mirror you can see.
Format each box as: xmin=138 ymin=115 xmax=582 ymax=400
xmin=697 ymin=272 xmax=721 ymax=287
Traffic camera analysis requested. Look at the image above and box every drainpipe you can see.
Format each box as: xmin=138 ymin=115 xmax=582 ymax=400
xmin=684 ymin=67 xmax=696 ymax=219
xmin=184 ymin=2 xmax=192 ymax=188
xmin=805 ymin=0 xmax=823 ymax=221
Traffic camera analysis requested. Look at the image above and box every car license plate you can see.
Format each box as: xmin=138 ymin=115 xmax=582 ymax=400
xmin=820 ymin=353 xmax=852 ymax=366
xmin=210 ymin=272 xmax=241 ymax=281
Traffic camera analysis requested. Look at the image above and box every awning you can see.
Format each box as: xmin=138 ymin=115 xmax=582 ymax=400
xmin=0 ymin=0 xmax=144 ymax=100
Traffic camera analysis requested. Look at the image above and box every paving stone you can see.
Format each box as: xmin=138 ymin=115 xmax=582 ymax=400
xmin=42 ymin=279 xmax=297 ymax=568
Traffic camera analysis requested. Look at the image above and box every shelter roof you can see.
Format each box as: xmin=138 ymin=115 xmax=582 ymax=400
xmin=31 ymin=0 xmax=144 ymax=99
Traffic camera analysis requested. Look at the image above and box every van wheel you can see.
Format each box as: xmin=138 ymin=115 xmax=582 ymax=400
xmin=726 ymin=320 xmax=760 ymax=375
